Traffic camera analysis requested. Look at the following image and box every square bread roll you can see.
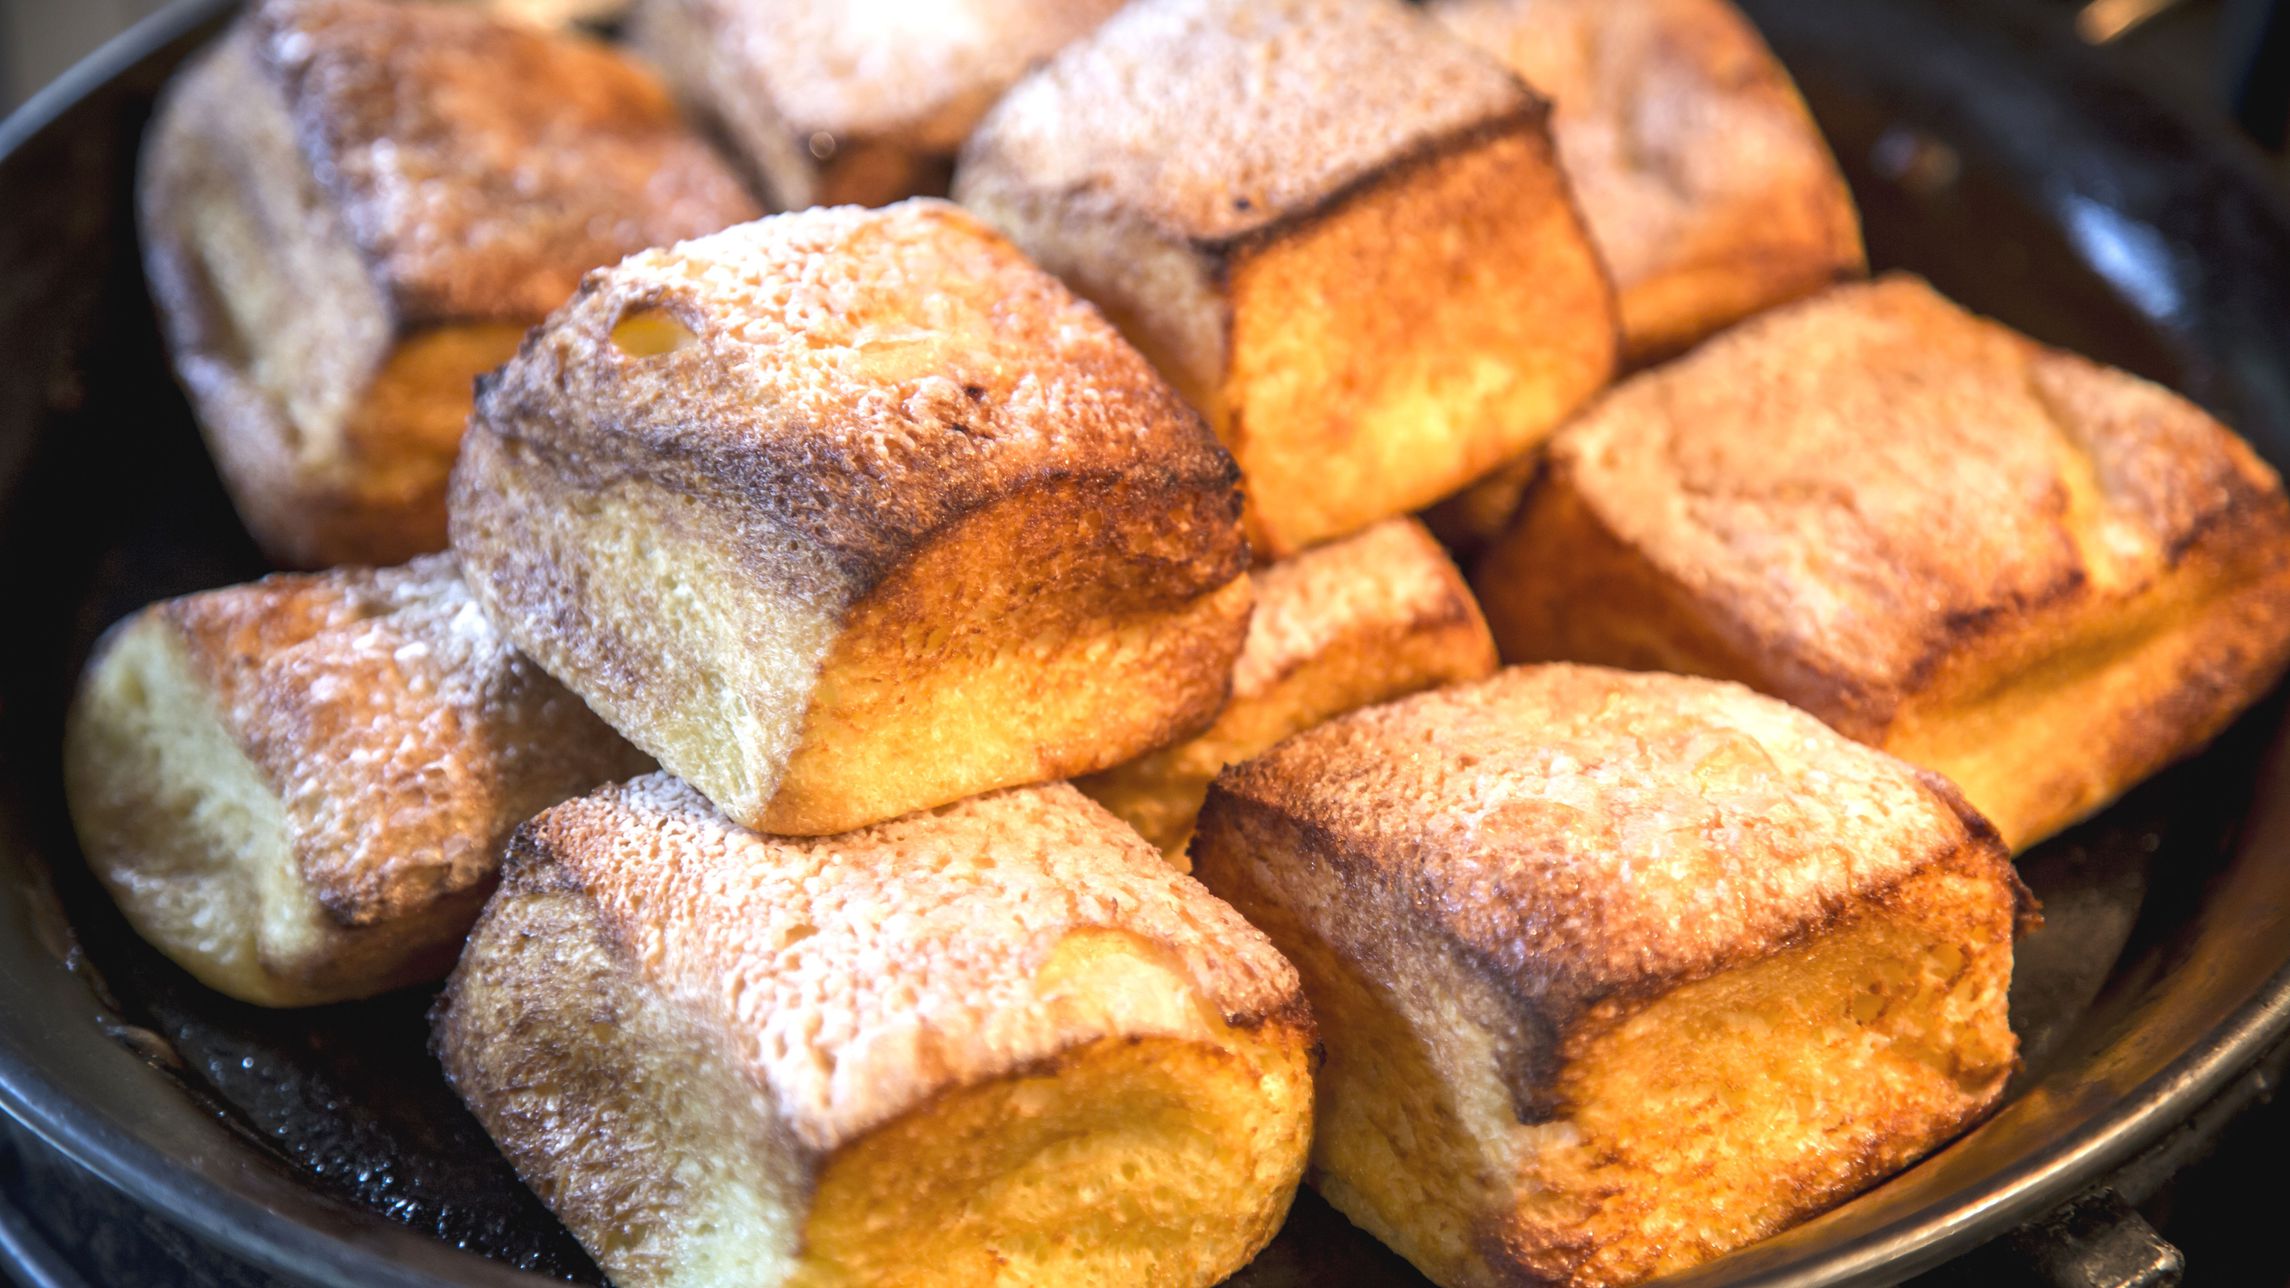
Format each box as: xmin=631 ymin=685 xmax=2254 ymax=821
xmin=1432 ymin=0 xmax=1862 ymax=364
xmin=1421 ymin=0 xmax=1866 ymax=552
xmin=449 ymin=200 xmax=1253 ymax=837
xmin=1078 ymin=518 xmax=1497 ymax=868
xmin=1476 ymin=277 xmax=2290 ymax=851
xmin=61 ymin=556 xmax=652 ymax=1007
xmin=954 ymin=0 xmax=1619 ymax=558
xmin=1192 ymin=664 xmax=2028 ymax=1288
xmin=138 ymin=0 xmax=758 ymax=568
xmin=435 ymin=775 xmax=1314 ymax=1288
xmin=632 ymin=0 xmax=1125 ymax=210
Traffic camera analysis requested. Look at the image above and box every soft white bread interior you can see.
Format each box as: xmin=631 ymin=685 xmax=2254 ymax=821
xmin=435 ymin=775 xmax=1314 ymax=1288
xmin=632 ymin=0 xmax=1125 ymax=210
xmin=1475 ymin=276 xmax=2290 ymax=851
xmin=1192 ymin=664 xmax=2027 ymax=1288
xmin=449 ymin=200 xmax=1252 ymax=837
xmin=954 ymin=0 xmax=1618 ymax=558
xmin=62 ymin=555 xmax=652 ymax=1007
xmin=1079 ymin=518 xmax=1497 ymax=867
xmin=137 ymin=0 xmax=757 ymax=567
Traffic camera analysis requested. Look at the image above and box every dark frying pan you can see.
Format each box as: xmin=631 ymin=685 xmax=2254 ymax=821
xmin=4 ymin=0 xmax=2290 ymax=1284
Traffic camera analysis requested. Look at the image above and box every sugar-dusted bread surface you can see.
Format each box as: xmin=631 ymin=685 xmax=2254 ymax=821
xmin=450 ymin=199 xmax=1251 ymax=836
xmin=1193 ymin=663 xmax=2025 ymax=1287
xmin=1079 ymin=518 xmax=1497 ymax=865
xmin=137 ymin=0 xmax=757 ymax=566
xmin=1477 ymin=275 xmax=2290 ymax=850
xmin=959 ymin=0 xmax=1535 ymax=245
xmin=955 ymin=0 xmax=1618 ymax=556
xmin=249 ymin=0 xmax=757 ymax=324
xmin=62 ymin=555 xmax=652 ymax=1006
xmin=633 ymin=0 xmax=1126 ymax=208
xmin=437 ymin=776 xmax=1313 ymax=1287
xmin=1432 ymin=0 xmax=1862 ymax=362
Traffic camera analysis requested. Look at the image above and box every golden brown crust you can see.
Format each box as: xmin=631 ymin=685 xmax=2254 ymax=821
xmin=146 ymin=556 xmax=652 ymax=924
xmin=955 ymin=0 xmax=1618 ymax=557
xmin=959 ymin=0 xmax=1545 ymax=249
xmin=135 ymin=4 xmax=756 ymax=566
xmin=462 ymin=200 xmax=1236 ymax=608
xmin=1193 ymin=663 xmax=2024 ymax=1287
xmin=1430 ymin=0 xmax=1864 ymax=362
xmin=1202 ymin=663 xmax=2016 ymax=1100
xmin=62 ymin=556 xmax=652 ymax=1005
xmin=633 ymin=0 xmax=1126 ymax=209
xmin=250 ymin=0 xmax=758 ymax=326
xmin=481 ymin=775 xmax=1307 ymax=1150
xmin=1476 ymin=277 xmax=2290 ymax=847
xmin=1078 ymin=518 xmax=1498 ymax=862
xmin=451 ymin=201 xmax=1250 ymax=833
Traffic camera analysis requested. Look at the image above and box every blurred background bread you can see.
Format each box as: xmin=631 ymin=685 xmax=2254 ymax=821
xmin=633 ymin=0 xmax=1125 ymax=209
xmin=955 ymin=0 xmax=1618 ymax=558
xmin=1422 ymin=0 xmax=1865 ymax=554
xmin=1432 ymin=0 xmax=1863 ymax=364
xmin=1475 ymin=275 xmax=2290 ymax=850
xmin=449 ymin=200 xmax=1252 ymax=837
xmin=1192 ymin=664 xmax=2027 ymax=1288
xmin=436 ymin=776 xmax=1314 ymax=1288
xmin=136 ymin=0 xmax=757 ymax=567
xmin=1079 ymin=517 xmax=1497 ymax=867
xmin=62 ymin=555 xmax=652 ymax=1006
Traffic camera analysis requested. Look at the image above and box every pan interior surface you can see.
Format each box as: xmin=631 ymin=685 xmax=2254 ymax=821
xmin=2 ymin=1 xmax=2290 ymax=1286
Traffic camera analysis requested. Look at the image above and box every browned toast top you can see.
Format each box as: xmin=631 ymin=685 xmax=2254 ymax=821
xmin=145 ymin=555 xmax=650 ymax=925
xmin=959 ymin=0 xmax=1542 ymax=247
xmin=1543 ymin=276 xmax=2290 ymax=726
xmin=1207 ymin=663 xmax=2017 ymax=1027
xmin=250 ymin=0 xmax=757 ymax=325
xmin=501 ymin=776 xmax=1307 ymax=1149
xmin=461 ymin=200 xmax=1245 ymax=598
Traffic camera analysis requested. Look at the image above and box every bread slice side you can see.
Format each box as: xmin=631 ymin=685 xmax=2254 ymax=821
xmin=1223 ymin=117 xmax=1617 ymax=555
xmin=64 ymin=614 xmax=459 ymax=1005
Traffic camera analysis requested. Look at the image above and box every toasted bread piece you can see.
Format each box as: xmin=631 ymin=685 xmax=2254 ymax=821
xmin=436 ymin=776 xmax=1313 ymax=1288
xmin=1433 ymin=0 xmax=1861 ymax=363
xmin=1079 ymin=519 xmax=1496 ymax=868
xmin=1476 ymin=277 xmax=2290 ymax=851
xmin=61 ymin=556 xmax=651 ymax=1007
xmin=633 ymin=0 xmax=1124 ymax=210
xmin=954 ymin=0 xmax=1618 ymax=558
xmin=137 ymin=0 xmax=757 ymax=567
xmin=1192 ymin=665 xmax=2025 ymax=1288
xmin=1420 ymin=0 xmax=1866 ymax=554
xmin=449 ymin=201 xmax=1251 ymax=837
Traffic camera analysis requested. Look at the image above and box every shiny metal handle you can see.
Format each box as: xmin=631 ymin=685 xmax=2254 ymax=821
xmin=2005 ymin=1189 xmax=2183 ymax=1288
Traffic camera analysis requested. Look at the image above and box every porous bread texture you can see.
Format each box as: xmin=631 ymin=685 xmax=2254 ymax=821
xmin=449 ymin=200 xmax=1252 ymax=837
xmin=136 ymin=0 xmax=757 ymax=567
xmin=61 ymin=555 xmax=652 ymax=1007
xmin=632 ymin=0 xmax=1125 ymax=210
xmin=1432 ymin=0 xmax=1862 ymax=363
xmin=1078 ymin=518 xmax=1497 ymax=868
xmin=435 ymin=776 xmax=1314 ymax=1288
xmin=1192 ymin=664 xmax=2026 ymax=1288
xmin=1475 ymin=275 xmax=2290 ymax=852
xmin=953 ymin=0 xmax=1619 ymax=558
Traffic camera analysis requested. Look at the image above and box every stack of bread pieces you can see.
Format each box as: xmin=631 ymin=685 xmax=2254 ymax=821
xmin=63 ymin=0 xmax=2290 ymax=1285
